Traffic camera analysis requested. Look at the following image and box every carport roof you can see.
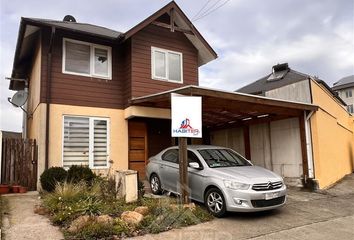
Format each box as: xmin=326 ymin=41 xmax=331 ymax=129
xmin=130 ymin=85 xmax=318 ymax=129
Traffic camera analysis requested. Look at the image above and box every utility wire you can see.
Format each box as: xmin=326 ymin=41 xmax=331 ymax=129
xmin=193 ymin=0 xmax=231 ymax=22
xmin=192 ymin=0 xmax=213 ymax=21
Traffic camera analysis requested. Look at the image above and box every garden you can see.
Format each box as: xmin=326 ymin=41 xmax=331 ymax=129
xmin=36 ymin=166 xmax=213 ymax=239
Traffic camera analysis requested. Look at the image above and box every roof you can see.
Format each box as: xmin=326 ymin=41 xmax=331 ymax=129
xmin=130 ymin=85 xmax=318 ymax=129
xmin=237 ymin=68 xmax=309 ymax=95
xmin=22 ymin=17 xmax=122 ymax=39
xmin=332 ymin=75 xmax=354 ymax=91
xmin=237 ymin=64 xmax=346 ymax=106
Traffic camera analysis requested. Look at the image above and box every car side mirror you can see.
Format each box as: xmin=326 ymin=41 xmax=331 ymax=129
xmin=189 ymin=162 xmax=201 ymax=169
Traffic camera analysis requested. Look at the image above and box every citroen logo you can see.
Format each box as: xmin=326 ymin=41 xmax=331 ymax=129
xmin=267 ymin=181 xmax=273 ymax=189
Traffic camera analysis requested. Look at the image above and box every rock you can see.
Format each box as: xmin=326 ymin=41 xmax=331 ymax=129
xmin=134 ymin=206 xmax=149 ymax=216
xmin=120 ymin=211 xmax=144 ymax=225
xmin=67 ymin=215 xmax=92 ymax=233
xmin=34 ymin=206 xmax=49 ymax=215
xmin=183 ymin=203 xmax=196 ymax=211
xmin=96 ymin=214 xmax=113 ymax=224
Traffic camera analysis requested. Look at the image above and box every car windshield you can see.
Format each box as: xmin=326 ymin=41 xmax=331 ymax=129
xmin=198 ymin=148 xmax=252 ymax=168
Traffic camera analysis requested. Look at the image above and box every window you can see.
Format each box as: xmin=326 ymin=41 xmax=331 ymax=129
xmin=151 ymin=47 xmax=183 ymax=82
xmin=347 ymin=104 xmax=354 ymax=114
xmin=63 ymin=116 xmax=109 ymax=169
xmin=63 ymin=38 xmax=112 ymax=79
xmin=162 ymin=149 xmax=179 ymax=163
xmin=345 ymin=90 xmax=352 ymax=98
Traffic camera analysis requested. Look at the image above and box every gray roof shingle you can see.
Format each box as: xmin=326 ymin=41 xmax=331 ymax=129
xmin=23 ymin=17 xmax=123 ymax=39
xmin=332 ymin=75 xmax=354 ymax=90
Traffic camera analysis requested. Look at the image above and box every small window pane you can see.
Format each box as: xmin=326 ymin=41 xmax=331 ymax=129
xmin=93 ymin=120 xmax=108 ymax=167
xmin=154 ymin=51 xmax=166 ymax=78
xmin=168 ymin=52 xmax=181 ymax=81
xmin=65 ymin=41 xmax=90 ymax=74
xmin=94 ymin=48 xmax=108 ymax=76
xmin=63 ymin=117 xmax=90 ymax=168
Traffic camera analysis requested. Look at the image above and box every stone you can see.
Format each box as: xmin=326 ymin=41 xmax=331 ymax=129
xmin=134 ymin=206 xmax=149 ymax=216
xmin=96 ymin=214 xmax=113 ymax=224
xmin=67 ymin=215 xmax=92 ymax=233
xmin=183 ymin=203 xmax=196 ymax=211
xmin=120 ymin=211 xmax=144 ymax=225
xmin=34 ymin=206 xmax=49 ymax=215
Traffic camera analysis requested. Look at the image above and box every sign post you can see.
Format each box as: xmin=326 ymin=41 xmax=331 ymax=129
xmin=171 ymin=93 xmax=202 ymax=204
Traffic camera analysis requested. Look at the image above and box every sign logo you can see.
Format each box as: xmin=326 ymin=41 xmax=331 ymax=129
xmin=173 ymin=118 xmax=200 ymax=136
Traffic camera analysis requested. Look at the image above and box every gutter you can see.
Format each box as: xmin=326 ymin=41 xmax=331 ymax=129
xmin=45 ymin=26 xmax=56 ymax=170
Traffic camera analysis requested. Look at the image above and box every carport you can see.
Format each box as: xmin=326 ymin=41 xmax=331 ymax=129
xmin=126 ymin=85 xmax=318 ymax=186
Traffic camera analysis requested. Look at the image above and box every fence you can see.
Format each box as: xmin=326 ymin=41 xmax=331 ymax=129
xmin=1 ymin=138 xmax=38 ymax=190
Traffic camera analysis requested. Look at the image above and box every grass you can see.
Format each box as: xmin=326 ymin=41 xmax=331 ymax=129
xmin=41 ymin=180 xmax=213 ymax=239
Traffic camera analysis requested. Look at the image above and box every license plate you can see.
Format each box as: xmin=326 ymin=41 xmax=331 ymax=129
xmin=265 ymin=191 xmax=281 ymax=200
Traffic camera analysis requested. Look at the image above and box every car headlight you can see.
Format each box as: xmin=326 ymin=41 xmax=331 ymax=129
xmin=223 ymin=180 xmax=250 ymax=190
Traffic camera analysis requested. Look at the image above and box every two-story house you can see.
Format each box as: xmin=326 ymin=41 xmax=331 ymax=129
xmin=10 ymin=1 xmax=349 ymax=190
xmin=332 ymin=75 xmax=354 ymax=114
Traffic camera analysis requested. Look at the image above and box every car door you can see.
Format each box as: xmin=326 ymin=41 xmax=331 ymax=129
xmin=159 ymin=149 xmax=179 ymax=192
xmin=188 ymin=150 xmax=206 ymax=202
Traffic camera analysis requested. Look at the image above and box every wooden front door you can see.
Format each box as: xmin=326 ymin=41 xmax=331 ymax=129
xmin=128 ymin=121 xmax=147 ymax=180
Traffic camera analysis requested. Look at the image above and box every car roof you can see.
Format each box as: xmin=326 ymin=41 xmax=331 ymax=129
xmin=168 ymin=145 xmax=229 ymax=150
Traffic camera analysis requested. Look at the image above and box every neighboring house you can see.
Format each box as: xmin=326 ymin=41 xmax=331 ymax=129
xmin=7 ymin=1 xmax=351 ymax=190
xmin=238 ymin=63 xmax=354 ymax=189
xmin=332 ymin=75 xmax=354 ymax=114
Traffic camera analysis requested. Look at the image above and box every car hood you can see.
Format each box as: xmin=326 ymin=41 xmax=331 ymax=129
xmin=210 ymin=166 xmax=282 ymax=184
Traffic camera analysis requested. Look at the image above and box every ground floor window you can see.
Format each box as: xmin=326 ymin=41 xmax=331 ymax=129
xmin=63 ymin=116 xmax=109 ymax=169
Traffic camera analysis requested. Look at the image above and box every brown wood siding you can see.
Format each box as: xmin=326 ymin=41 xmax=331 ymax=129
xmin=40 ymin=29 xmax=127 ymax=109
xmin=131 ymin=24 xmax=198 ymax=98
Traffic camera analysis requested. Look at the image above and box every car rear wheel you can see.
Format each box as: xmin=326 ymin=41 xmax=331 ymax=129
xmin=205 ymin=188 xmax=226 ymax=217
xmin=150 ymin=174 xmax=162 ymax=195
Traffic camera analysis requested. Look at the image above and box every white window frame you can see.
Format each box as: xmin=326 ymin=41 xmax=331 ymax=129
xmin=347 ymin=104 xmax=354 ymax=114
xmin=151 ymin=46 xmax=183 ymax=83
xmin=62 ymin=115 xmax=110 ymax=170
xmin=345 ymin=90 xmax=352 ymax=98
xmin=62 ymin=38 xmax=112 ymax=80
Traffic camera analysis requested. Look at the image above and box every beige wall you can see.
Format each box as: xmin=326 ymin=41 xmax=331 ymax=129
xmin=27 ymin=40 xmax=41 ymax=115
xmin=124 ymin=106 xmax=170 ymax=119
xmin=210 ymin=127 xmax=245 ymax=157
xmin=310 ymin=80 xmax=354 ymax=189
xmin=48 ymin=104 xmax=129 ymax=176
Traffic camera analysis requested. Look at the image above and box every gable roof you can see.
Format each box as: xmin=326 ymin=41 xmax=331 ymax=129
xmin=332 ymin=75 xmax=354 ymax=91
xmin=237 ymin=63 xmax=346 ymax=106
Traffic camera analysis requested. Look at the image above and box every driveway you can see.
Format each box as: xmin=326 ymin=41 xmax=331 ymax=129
xmin=132 ymin=174 xmax=354 ymax=240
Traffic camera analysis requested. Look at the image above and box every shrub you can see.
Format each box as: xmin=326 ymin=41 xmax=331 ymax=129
xmin=40 ymin=167 xmax=67 ymax=192
xmin=67 ymin=165 xmax=96 ymax=184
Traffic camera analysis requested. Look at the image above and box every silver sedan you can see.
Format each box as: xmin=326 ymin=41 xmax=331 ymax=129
xmin=146 ymin=145 xmax=286 ymax=217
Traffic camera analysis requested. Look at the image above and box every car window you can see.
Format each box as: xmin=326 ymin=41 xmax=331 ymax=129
xmin=162 ymin=149 xmax=179 ymax=164
xmin=198 ymin=148 xmax=251 ymax=168
xmin=188 ymin=151 xmax=202 ymax=165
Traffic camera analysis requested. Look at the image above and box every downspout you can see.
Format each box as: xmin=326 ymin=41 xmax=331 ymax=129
xmin=45 ymin=26 xmax=55 ymax=170
xmin=304 ymin=110 xmax=315 ymax=179
xmin=22 ymin=81 xmax=29 ymax=139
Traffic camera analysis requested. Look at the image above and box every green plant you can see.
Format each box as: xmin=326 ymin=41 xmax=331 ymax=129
xmin=40 ymin=167 xmax=68 ymax=192
xmin=138 ymin=180 xmax=145 ymax=198
xmin=66 ymin=221 xmax=115 ymax=240
xmin=67 ymin=165 xmax=96 ymax=184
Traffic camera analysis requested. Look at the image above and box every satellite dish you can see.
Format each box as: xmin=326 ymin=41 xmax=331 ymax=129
xmin=63 ymin=15 xmax=76 ymax=22
xmin=11 ymin=90 xmax=28 ymax=107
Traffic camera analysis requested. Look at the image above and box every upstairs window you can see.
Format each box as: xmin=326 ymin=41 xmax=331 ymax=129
xmin=63 ymin=38 xmax=112 ymax=79
xmin=63 ymin=116 xmax=110 ymax=169
xmin=347 ymin=104 xmax=353 ymax=114
xmin=151 ymin=47 xmax=183 ymax=83
xmin=345 ymin=90 xmax=352 ymax=98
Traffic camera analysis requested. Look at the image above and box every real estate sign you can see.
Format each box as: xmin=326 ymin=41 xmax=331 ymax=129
xmin=171 ymin=93 xmax=202 ymax=138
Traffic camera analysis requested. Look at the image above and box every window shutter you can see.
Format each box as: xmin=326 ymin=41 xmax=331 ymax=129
xmin=63 ymin=117 xmax=90 ymax=167
xmin=93 ymin=119 xmax=108 ymax=167
xmin=65 ymin=41 xmax=90 ymax=74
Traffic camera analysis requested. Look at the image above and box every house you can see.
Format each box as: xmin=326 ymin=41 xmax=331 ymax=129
xmin=7 ymin=1 xmax=349 ymax=190
xmin=332 ymin=75 xmax=354 ymax=114
xmin=238 ymin=63 xmax=354 ymax=189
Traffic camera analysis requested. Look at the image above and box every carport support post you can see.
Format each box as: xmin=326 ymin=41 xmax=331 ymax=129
xmin=179 ymin=137 xmax=189 ymax=204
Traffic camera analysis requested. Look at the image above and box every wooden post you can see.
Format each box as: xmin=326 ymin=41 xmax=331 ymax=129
xmin=178 ymin=137 xmax=189 ymax=204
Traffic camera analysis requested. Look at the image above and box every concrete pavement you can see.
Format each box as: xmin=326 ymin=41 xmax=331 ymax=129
xmin=131 ymin=174 xmax=354 ymax=240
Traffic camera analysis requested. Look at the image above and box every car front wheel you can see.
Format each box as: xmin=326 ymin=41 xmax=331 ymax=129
xmin=205 ymin=188 xmax=226 ymax=217
xmin=150 ymin=174 xmax=162 ymax=195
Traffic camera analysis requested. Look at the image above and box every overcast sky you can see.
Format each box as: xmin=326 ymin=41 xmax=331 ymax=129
xmin=1 ymin=0 xmax=353 ymax=132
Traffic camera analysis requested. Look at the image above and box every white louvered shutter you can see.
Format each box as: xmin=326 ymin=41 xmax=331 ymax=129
xmin=92 ymin=119 xmax=108 ymax=167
